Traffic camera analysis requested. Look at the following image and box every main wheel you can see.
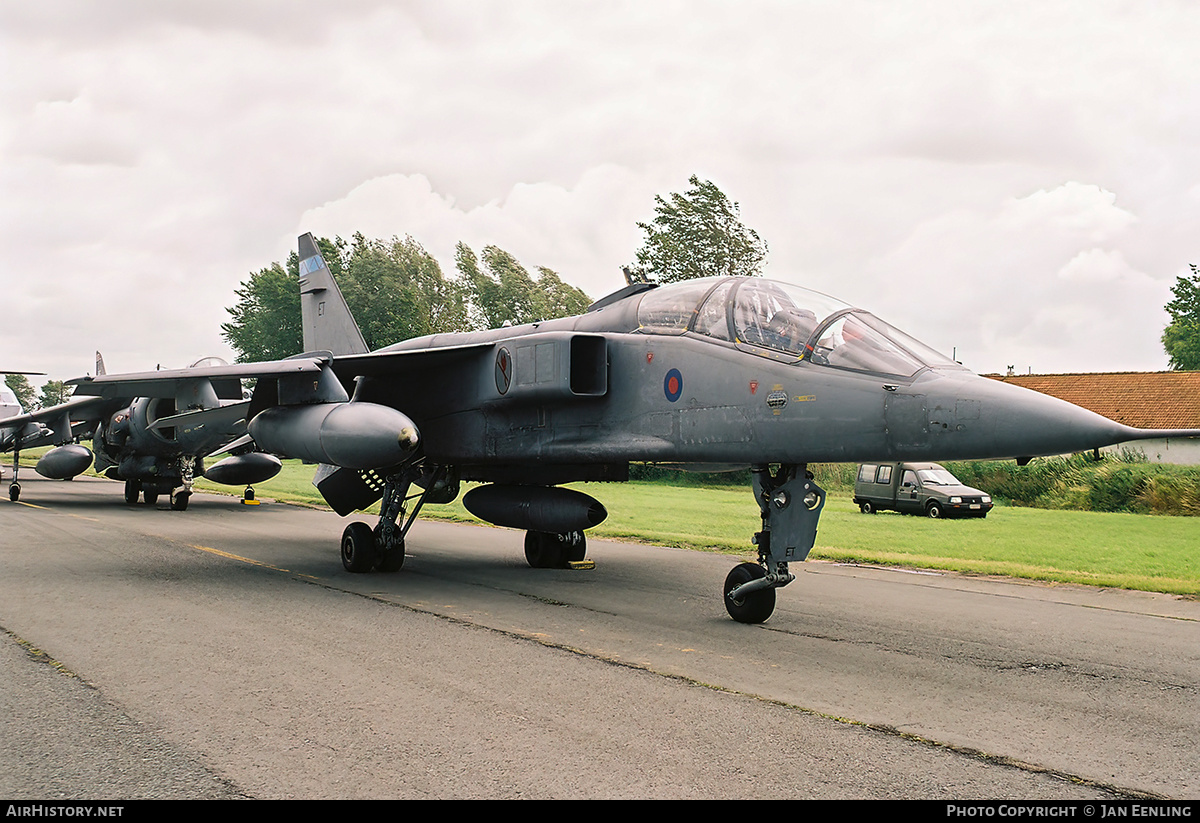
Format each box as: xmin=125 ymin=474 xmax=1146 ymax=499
xmin=170 ymin=491 xmax=190 ymax=511
xmin=859 ymin=501 xmax=875 ymax=514
xmin=723 ymin=562 xmax=776 ymax=624
xmin=374 ymin=524 xmax=405 ymax=573
xmin=377 ymin=542 xmax=405 ymax=573
xmin=124 ymin=479 xmax=141 ymax=505
xmin=143 ymin=489 xmax=159 ymax=505
xmin=9 ymin=482 xmax=20 ymax=502
xmin=926 ymin=502 xmax=942 ymax=519
xmin=524 ymin=531 xmax=564 ymax=569
xmin=341 ymin=521 xmax=377 ymax=573
xmin=562 ymin=531 xmax=586 ymax=563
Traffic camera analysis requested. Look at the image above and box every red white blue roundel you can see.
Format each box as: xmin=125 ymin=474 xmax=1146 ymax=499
xmin=664 ymin=368 xmax=683 ymax=402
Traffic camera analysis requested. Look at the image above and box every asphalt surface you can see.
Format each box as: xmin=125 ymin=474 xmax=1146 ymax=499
xmin=1 ymin=475 xmax=1197 ymax=799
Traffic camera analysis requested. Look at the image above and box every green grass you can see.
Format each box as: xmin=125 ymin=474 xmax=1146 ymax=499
xmin=15 ymin=451 xmax=1200 ymax=596
xmin=222 ymin=460 xmax=1200 ymax=596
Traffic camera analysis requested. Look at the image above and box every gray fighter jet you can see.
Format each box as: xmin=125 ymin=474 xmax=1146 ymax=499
xmin=70 ymin=234 xmax=1200 ymax=622
xmin=2 ymin=363 xmax=114 ymax=500
xmin=4 ymin=357 xmax=279 ymax=507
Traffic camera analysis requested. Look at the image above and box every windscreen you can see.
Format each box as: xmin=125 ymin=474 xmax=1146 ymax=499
xmin=637 ymin=277 xmax=962 ymax=378
xmin=916 ymin=468 xmax=961 ymax=486
xmin=729 ymin=280 xmax=849 ymax=356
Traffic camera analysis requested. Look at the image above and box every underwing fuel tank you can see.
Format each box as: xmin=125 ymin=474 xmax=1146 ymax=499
xmin=248 ymin=402 xmax=419 ymax=470
xmin=35 ymin=444 xmax=94 ymax=480
xmin=463 ymin=484 xmax=608 ymax=533
xmin=204 ymin=452 xmax=283 ymax=486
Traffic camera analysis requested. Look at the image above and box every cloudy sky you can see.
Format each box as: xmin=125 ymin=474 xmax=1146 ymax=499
xmin=4 ymin=0 xmax=1198 ymax=384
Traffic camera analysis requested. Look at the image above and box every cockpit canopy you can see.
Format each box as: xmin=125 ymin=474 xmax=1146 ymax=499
xmin=635 ymin=277 xmax=961 ymax=378
xmin=188 ymin=356 xmax=231 ymax=369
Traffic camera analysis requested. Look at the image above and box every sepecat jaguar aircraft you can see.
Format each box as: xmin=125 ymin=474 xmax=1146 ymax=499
xmin=69 ymin=234 xmax=1200 ymax=622
xmin=4 ymin=355 xmax=279 ymax=507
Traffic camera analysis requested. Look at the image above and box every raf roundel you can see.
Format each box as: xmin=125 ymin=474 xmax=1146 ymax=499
xmin=663 ymin=368 xmax=683 ymax=403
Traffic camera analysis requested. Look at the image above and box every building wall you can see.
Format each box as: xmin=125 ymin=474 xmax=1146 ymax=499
xmin=1103 ymin=438 xmax=1200 ymax=465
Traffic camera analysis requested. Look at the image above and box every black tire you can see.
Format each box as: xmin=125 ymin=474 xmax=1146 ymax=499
xmin=524 ymin=531 xmax=564 ymax=569
xmin=9 ymin=483 xmax=20 ymax=503
xmin=374 ymin=524 xmax=405 ymax=573
xmin=859 ymin=501 xmax=875 ymax=514
xmin=926 ymin=502 xmax=942 ymax=519
xmin=244 ymin=487 xmax=255 ymax=502
xmin=170 ymin=491 xmax=190 ymax=511
xmin=143 ymin=490 xmax=159 ymax=505
xmin=723 ymin=562 xmax=776 ymax=624
xmin=377 ymin=541 xmax=405 ymax=573
xmin=562 ymin=531 xmax=586 ymax=563
xmin=124 ymin=480 xmax=141 ymax=505
xmin=341 ymin=522 xmax=377 ymax=573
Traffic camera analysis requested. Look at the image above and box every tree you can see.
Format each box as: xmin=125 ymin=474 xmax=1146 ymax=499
xmin=38 ymin=380 xmax=70 ymax=408
xmin=455 ymin=243 xmax=592 ymax=328
xmin=1162 ymin=264 xmax=1200 ymax=371
xmin=337 ymin=233 xmax=472 ymax=349
xmin=221 ymin=262 xmax=304 ymax=362
xmin=222 ymin=234 xmax=474 ymax=361
xmin=4 ymin=374 xmax=37 ymax=411
xmin=628 ymin=175 xmax=768 ymax=283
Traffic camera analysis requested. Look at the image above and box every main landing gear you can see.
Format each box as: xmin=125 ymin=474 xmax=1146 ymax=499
xmin=524 ymin=529 xmax=587 ymax=569
xmin=8 ymin=449 xmax=20 ymax=502
xmin=724 ymin=463 xmax=826 ymax=624
xmin=168 ymin=455 xmax=196 ymax=511
xmin=123 ymin=479 xmax=162 ymax=506
xmin=340 ymin=465 xmax=458 ymax=574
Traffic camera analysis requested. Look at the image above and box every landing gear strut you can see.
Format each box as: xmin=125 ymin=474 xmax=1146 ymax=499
xmin=8 ymin=448 xmax=20 ymax=502
xmin=169 ymin=455 xmax=196 ymax=511
xmin=724 ymin=463 xmax=825 ymax=624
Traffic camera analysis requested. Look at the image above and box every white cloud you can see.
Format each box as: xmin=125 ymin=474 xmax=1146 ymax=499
xmin=1000 ymin=183 xmax=1137 ymax=242
xmin=1057 ymin=248 xmax=1137 ymax=284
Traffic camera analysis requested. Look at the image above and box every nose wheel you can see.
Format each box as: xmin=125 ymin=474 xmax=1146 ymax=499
xmin=723 ymin=563 xmax=775 ymax=624
xmin=723 ymin=464 xmax=826 ymax=624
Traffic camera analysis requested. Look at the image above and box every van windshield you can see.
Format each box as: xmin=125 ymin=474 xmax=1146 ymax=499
xmin=916 ymin=468 xmax=960 ymax=486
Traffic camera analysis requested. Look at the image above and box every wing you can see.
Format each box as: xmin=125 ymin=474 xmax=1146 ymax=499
xmin=68 ymin=346 xmax=495 ymax=407
xmin=1 ymin=395 xmax=116 ymax=450
xmin=68 ymin=354 xmax=332 ymax=400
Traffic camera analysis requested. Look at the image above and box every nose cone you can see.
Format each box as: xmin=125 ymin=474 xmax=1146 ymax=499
xmin=893 ymin=370 xmax=1134 ymax=461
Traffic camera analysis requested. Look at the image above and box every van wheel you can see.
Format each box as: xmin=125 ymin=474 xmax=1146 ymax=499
xmin=926 ymin=502 xmax=942 ymax=519
xmin=859 ymin=501 xmax=875 ymax=514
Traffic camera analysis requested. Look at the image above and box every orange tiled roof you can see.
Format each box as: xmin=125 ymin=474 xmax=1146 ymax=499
xmin=986 ymin=372 xmax=1200 ymax=429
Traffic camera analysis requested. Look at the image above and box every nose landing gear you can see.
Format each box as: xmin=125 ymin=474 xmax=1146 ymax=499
xmin=724 ymin=464 xmax=825 ymax=624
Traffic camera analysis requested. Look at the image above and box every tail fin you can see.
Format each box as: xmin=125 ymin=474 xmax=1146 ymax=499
xmin=95 ymin=352 xmax=106 ymax=376
xmin=297 ymin=233 xmax=369 ymax=356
